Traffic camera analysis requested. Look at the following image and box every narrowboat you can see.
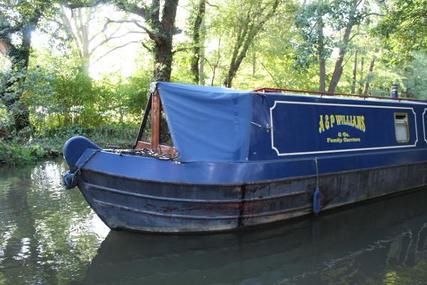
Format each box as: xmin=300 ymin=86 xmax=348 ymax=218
xmin=62 ymin=82 xmax=427 ymax=233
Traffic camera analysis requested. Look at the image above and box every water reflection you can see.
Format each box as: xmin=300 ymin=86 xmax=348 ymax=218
xmin=81 ymin=190 xmax=427 ymax=285
xmin=1 ymin=161 xmax=427 ymax=285
xmin=0 ymin=161 xmax=108 ymax=285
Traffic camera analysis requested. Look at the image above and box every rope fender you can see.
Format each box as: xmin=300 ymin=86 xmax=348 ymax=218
xmin=313 ymin=157 xmax=321 ymax=215
xmin=63 ymin=149 xmax=99 ymax=189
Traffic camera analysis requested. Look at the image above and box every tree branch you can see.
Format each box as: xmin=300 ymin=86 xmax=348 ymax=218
xmin=140 ymin=40 xmax=153 ymax=52
xmin=172 ymin=45 xmax=194 ymax=54
xmin=105 ymin=18 xmax=160 ymax=43
xmin=92 ymin=40 xmax=140 ymax=63
xmin=64 ymin=0 xmax=106 ymax=9
xmin=113 ymin=1 xmax=150 ymax=20
xmin=90 ymin=30 xmax=145 ymax=56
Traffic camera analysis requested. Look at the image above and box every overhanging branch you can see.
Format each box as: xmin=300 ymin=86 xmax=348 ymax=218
xmin=92 ymin=40 xmax=140 ymax=63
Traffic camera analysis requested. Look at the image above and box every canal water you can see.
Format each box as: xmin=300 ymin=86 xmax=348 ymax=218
xmin=1 ymin=161 xmax=427 ymax=285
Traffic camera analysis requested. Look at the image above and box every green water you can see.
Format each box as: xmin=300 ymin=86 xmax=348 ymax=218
xmin=1 ymin=160 xmax=427 ymax=285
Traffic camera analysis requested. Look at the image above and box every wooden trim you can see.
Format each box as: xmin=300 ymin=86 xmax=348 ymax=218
xmin=133 ymin=93 xmax=152 ymax=148
xmin=151 ymin=90 xmax=160 ymax=150
xmin=135 ymin=141 xmax=177 ymax=156
xmin=134 ymin=89 xmax=175 ymax=156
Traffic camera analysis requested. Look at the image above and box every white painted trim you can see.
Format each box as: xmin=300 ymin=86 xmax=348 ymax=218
xmin=270 ymin=100 xmax=419 ymax=156
xmin=423 ymin=108 xmax=427 ymax=144
xmin=265 ymin=92 xmax=427 ymax=106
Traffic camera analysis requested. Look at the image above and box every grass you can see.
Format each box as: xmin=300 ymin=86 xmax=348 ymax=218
xmin=0 ymin=123 xmax=140 ymax=166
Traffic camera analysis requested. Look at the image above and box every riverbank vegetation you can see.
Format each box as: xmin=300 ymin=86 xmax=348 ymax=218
xmin=1 ymin=0 xmax=427 ymax=165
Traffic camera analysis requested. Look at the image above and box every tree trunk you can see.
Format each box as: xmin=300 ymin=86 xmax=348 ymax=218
xmin=199 ymin=42 xmax=205 ymax=85
xmin=223 ymin=0 xmax=279 ymax=87
xmin=153 ymin=39 xmax=174 ymax=81
xmin=318 ymin=16 xmax=326 ymax=93
xmin=328 ymin=0 xmax=360 ymax=94
xmin=328 ymin=23 xmax=353 ymax=94
xmin=358 ymin=56 xmax=365 ymax=94
xmin=351 ymin=50 xmax=358 ymax=94
xmin=319 ymin=57 xmax=326 ymax=93
xmin=113 ymin=0 xmax=178 ymax=82
xmin=190 ymin=0 xmax=206 ymax=84
xmin=210 ymin=38 xmax=222 ymax=86
xmin=362 ymin=54 xmax=377 ymax=95
xmin=3 ymin=21 xmax=35 ymax=132
xmin=252 ymin=49 xmax=256 ymax=76
xmin=152 ymin=0 xmax=178 ymax=82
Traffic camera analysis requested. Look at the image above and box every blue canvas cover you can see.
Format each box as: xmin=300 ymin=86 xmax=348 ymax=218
xmin=156 ymin=82 xmax=253 ymax=162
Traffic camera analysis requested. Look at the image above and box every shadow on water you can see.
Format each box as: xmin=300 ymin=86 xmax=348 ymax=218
xmin=81 ymin=189 xmax=427 ymax=285
xmin=1 ymin=160 xmax=427 ymax=285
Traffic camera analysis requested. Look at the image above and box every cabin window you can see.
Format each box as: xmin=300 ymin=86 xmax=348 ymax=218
xmin=394 ymin=113 xmax=409 ymax=143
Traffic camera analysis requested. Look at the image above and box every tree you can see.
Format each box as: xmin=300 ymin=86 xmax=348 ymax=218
xmin=0 ymin=0 xmax=52 ymax=132
xmin=222 ymin=0 xmax=280 ymax=87
xmin=189 ymin=0 xmax=206 ymax=85
xmin=295 ymin=1 xmax=333 ymax=92
xmin=51 ymin=4 xmax=142 ymax=74
xmin=377 ymin=0 xmax=427 ymax=63
xmin=294 ymin=0 xmax=369 ymax=94
xmin=327 ymin=0 xmax=366 ymax=94
xmin=294 ymin=1 xmax=330 ymax=92
xmin=113 ymin=0 xmax=179 ymax=82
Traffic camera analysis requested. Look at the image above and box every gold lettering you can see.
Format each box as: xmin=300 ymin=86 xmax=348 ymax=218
xmin=319 ymin=115 xmax=325 ymax=133
xmin=330 ymin=115 xmax=335 ymax=128
xmin=318 ymin=114 xmax=366 ymax=133
xmin=360 ymin=116 xmax=365 ymax=132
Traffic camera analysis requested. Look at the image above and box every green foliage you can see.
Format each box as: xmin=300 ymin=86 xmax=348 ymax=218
xmin=0 ymin=138 xmax=46 ymax=165
xmin=0 ymin=103 xmax=14 ymax=138
xmin=1 ymin=49 xmax=147 ymax=165
xmin=22 ymin=50 xmax=149 ymax=132
xmin=393 ymin=52 xmax=427 ymax=99
xmin=2 ymin=0 xmax=427 ymax=166
xmin=294 ymin=0 xmax=368 ymax=68
xmin=377 ymin=0 xmax=427 ymax=62
xmin=294 ymin=1 xmax=332 ymax=68
xmin=0 ymin=123 xmax=138 ymax=165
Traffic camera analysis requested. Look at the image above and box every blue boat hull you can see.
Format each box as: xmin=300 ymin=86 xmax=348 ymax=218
xmin=62 ymin=82 xmax=427 ymax=233
xmin=76 ymin=160 xmax=427 ymax=233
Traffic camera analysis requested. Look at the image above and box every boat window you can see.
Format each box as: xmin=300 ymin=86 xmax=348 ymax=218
xmin=394 ymin=113 xmax=409 ymax=143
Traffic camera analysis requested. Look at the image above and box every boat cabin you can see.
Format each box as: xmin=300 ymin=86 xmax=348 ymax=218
xmin=133 ymin=82 xmax=427 ymax=162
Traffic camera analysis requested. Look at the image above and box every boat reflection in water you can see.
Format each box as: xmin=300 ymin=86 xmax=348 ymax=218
xmin=79 ymin=189 xmax=427 ymax=285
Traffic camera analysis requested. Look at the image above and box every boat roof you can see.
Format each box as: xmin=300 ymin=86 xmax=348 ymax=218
xmin=254 ymin=87 xmax=427 ymax=105
xmin=156 ymin=82 xmax=252 ymax=162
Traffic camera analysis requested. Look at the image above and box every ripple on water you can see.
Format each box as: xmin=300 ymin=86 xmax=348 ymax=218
xmin=0 ymin=160 xmax=109 ymax=284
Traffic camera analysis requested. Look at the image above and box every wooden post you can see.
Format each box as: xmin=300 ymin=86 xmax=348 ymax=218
xmin=151 ymin=91 xmax=160 ymax=151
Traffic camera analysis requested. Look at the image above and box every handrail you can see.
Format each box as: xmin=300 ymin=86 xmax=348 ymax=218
xmin=253 ymin=87 xmax=426 ymax=103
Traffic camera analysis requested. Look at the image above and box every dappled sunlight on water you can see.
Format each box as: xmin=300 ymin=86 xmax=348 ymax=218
xmin=1 ymin=160 xmax=427 ymax=284
xmin=0 ymin=160 xmax=109 ymax=284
